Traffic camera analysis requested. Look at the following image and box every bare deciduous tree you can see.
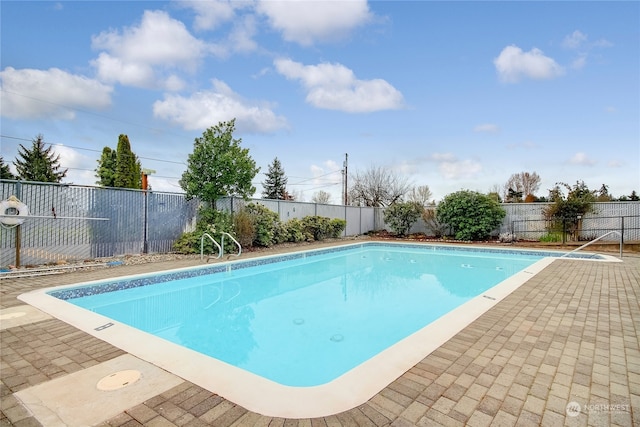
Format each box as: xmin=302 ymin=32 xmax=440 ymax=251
xmin=504 ymin=171 xmax=541 ymax=202
xmin=407 ymin=185 xmax=433 ymax=207
xmin=348 ymin=165 xmax=411 ymax=207
xmin=312 ymin=190 xmax=332 ymax=204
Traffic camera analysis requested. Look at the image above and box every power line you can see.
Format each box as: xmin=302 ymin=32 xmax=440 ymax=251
xmin=0 ymin=88 xmax=188 ymax=139
xmin=1 ymin=134 xmax=186 ymax=166
xmin=3 ymin=133 xmax=344 ymax=189
xmin=288 ymin=170 xmax=341 ymax=185
xmin=59 ymin=165 xmax=182 ymax=182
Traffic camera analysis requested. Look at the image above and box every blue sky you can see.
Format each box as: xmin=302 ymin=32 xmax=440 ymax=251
xmin=1 ymin=1 xmax=639 ymax=203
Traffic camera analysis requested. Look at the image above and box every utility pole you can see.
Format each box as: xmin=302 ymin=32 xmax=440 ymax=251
xmin=343 ymin=153 xmax=348 ymax=205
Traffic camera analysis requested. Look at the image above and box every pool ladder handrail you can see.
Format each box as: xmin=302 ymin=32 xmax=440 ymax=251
xmin=200 ymin=232 xmax=242 ymax=261
xmin=221 ymin=232 xmax=242 ymax=257
xmin=559 ymin=230 xmax=622 ymax=259
xmin=200 ymin=233 xmax=222 ymax=261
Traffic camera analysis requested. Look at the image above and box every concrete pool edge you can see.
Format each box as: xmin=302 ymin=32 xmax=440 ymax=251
xmin=16 ymin=244 xmax=617 ymax=419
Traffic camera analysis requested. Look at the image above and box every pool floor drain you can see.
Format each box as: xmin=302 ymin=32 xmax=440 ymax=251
xmin=330 ymin=334 xmax=344 ymax=342
xmin=96 ymin=370 xmax=141 ymax=391
xmin=293 ymin=318 xmax=305 ymax=325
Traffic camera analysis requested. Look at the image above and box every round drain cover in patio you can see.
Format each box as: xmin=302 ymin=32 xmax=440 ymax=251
xmin=96 ymin=370 xmax=141 ymax=391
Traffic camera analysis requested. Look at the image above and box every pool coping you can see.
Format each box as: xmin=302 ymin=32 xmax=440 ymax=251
xmin=16 ymin=242 xmax=620 ymax=418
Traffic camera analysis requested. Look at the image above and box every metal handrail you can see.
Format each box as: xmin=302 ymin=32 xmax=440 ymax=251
xmin=560 ymin=230 xmax=623 ymax=259
xmin=221 ymin=232 xmax=242 ymax=257
xmin=200 ymin=233 xmax=222 ymax=261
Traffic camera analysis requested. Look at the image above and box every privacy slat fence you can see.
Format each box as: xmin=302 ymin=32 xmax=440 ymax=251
xmin=2 ymin=180 xmax=638 ymax=268
xmin=1 ymin=180 xmax=198 ymax=267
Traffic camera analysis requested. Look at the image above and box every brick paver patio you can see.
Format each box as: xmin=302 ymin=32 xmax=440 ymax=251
xmin=1 ymin=248 xmax=638 ymax=426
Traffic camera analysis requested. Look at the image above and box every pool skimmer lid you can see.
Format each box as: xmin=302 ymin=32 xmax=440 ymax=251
xmin=96 ymin=369 xmax=141 ymax=391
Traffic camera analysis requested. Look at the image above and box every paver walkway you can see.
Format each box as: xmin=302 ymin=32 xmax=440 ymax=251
xmin=1 ymin=249 xmax=638 ymax=426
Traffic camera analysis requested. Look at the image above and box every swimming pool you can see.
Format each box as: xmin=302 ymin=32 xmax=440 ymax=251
xmin=19 ymin=242 xmax=609 ymax=417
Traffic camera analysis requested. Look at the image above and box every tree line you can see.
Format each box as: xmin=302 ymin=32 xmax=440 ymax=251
xmin=1 ymin=133 xmax=143 ymax=189
xmin=2 ymin=123 xmax=638 ymax=205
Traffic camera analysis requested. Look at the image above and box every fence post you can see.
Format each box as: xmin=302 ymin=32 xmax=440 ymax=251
xmin=621 ymin=216 xmax=625 ymax=257
xmin=344 ymin=204 xmax=347 ymax=237
xmin=143 ymin=191 xmax=148 ymax=253
xmin=14 ymin=181 xmax=22 ymax=267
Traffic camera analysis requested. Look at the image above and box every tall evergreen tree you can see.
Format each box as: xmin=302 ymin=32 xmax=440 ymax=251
xmin=13 ymin=134 xmax=67 ymax=182
xmin=95 ymin=134 xmax=142 ymax=189
xmin=262 ymin=157 xmax=288 ymax=199
xmin=1 ymin=156 xmax=16 ymax=179
xmin=115 ymin=134 xmax=142 ymax=189
xmin=95 ymin=147 xmax=117 ymax=186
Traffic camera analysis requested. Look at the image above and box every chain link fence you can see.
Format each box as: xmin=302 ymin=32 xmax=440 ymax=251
xmin=1 ymin=180 xmax=198 ymax=267
xmin=2 ymin=180 xmax=638 ymax=268
xmin=502 ymin=202 xmax=640 ymax=243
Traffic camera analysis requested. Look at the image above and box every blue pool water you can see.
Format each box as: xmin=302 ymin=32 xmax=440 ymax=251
xmin=55 ymin=243 xmax=548 ymax=386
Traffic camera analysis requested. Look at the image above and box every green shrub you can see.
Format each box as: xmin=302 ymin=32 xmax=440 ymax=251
xmin=174 ymin=207 xmax=346 ymax=252
xmin=173 ymin=207 xmax=233 ymax=254
xmin=436 ymin=190 xmax=506 ymax=241
xmin=233 ymin=209 xmax=255 ymax=248
xmin=173 ymin=230 xmax=202 ymax=254
xmin=283 ymin=218 xmax=307 ymax=242
xmin=383 ymin=202 xmax=423 ymax=236
xmin=299 ymin=216 xmax=346 ymax=240
xmin=272 ymin=221 xmax=289 ymax=244
xmin=328 ymin=218 xmax=347 ymax=238
xmin=539 ymin=232 xmax=562 ymax=242
xmin=244 ymin=203 xmax=280 ymax=246
xmin=301 ymin=216 xmax=330 ymax=240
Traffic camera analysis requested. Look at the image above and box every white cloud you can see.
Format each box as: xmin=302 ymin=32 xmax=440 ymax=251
xmin=178 ymin=1 xmax=258 ymax=56
xmin=152 ymin=79 xmax=288 ymax=133
xmin=91 ymin=53 xmax=156 ymax=88
xmin=562 ymin=30 xmax=588 ymax=49
xmin=507 ymin=140 xmax=538 ymax=150
xmin=274 ymin=58 xmax=404 ymax=112
xmin=560 ymin=30 xmax=613 ymax=71
xmin=304 ymin=160 xmax=343 ymax=202
xmin=91 ymin=10 xmax=207 ymax=89
xmin=473 ymin=123 xmax=500 ymax=133
xmin=0 ymin=67 xmax=112 ymax=120
xmin=439 ymin=159 xmax=482 ymax=180
xmin=256 ymin=0 xmax=372 ymax=46
xmin=309 ymin=160 xmax=342 ymax=186
xmin=494 ymin=45 xmax=564 ymax=83
xmin=563 ymin=30 xmax=613 ymax=50
xmin=429 ymin=152 xmax=456 ymax=162
xmin=593 ymin=39 xmax=613 ymax=48
xmin=178 ymin=0 xmax=238 ymax=31
xmin=417 ymin=153 xmax=482 ymax=180
xmin=227 ymin=14 xmax=259 ymax=53
xmin=569 ymin=152 xmax=596 ymax=166
xmin=570 ymin=54 xmax=587 ymax=70
xmin=54 ymin=144 xmax=88 ymax=169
